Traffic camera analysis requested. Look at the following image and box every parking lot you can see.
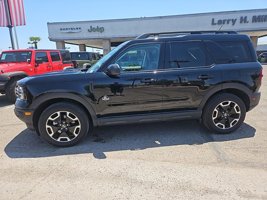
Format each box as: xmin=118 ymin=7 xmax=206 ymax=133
xmin=0 ymin=66 xmax=266 ymax=200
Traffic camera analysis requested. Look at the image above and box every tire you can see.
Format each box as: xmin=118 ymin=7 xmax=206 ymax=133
xmin=202 ymin=93 xmax=246 ymax=134
xmin=38 ymin=102 xmax=90 ymax=147
xmin=5 ymin=79 xmax=18 ymax=103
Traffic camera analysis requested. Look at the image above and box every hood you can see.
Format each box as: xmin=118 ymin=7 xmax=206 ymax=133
xmin=17 ymin=68 xmax=94 ymax=97
xmin=18 ymin=68 xmax=89 ymax=86
xmin=0 ymin=62 xmax=29 ymax=73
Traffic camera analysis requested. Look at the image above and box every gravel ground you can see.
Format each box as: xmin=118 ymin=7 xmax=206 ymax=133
xmin=0 ymin=66 xmax=266 ymax=200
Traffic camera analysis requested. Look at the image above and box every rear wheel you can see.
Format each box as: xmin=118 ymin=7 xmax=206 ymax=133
xmin=202 ymin=93 xmax=246 ymax=134
xmin=38 ymin=102 xmax=90 ymax=147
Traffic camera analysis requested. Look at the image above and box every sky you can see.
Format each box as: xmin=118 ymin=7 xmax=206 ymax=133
xmin=0 ymin=0 xmax=267 ymax=52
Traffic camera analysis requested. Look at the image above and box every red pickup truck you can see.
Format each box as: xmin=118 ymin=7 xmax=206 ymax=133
xmin=0 ymin=49 xmax=73 ymax=102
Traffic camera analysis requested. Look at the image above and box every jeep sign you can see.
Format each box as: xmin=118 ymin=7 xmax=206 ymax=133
xmin=88 ymin=26 xmax=104 ymax=33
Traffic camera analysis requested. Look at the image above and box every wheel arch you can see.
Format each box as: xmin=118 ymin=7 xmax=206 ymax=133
xmin=200 ymin=83 xmax=251 ymax=112
xmin=31 ymin=93 xmax=97 ymax=132
xmin=4 ymin=71 xmax=28 ymax=81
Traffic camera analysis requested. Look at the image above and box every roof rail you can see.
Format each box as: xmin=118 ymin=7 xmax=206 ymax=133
xmin=136 ymin=31 xmax=238 ymax=39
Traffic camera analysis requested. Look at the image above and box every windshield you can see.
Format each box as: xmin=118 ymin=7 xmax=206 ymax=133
xmin=0 ymin=51 xmax=32 ymax=63
xmin=88 ymin=41 xmax=129 ymax=73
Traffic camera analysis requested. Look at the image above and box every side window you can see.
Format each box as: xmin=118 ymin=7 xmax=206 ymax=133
xmin=205 ymin=41 xmax=231 ymax=64
xmin=88 ymin=53 xmax=93 ymax=60
xmin=206 ymin=41 xmax=252 ymax=64
xmin=115 ymin=43 xmax=160 ymax=72
xmin=169 ymin=41 xmax=208 ymax=68
xmin=60 ymin=51 xmax=71 ymax=63
xmin=50 ymin=52 xmax=61 ymax=62
xmin=35 ymin=52 xmax=48 ymax=62
xmin=218 ymin=41 xmax=251 ymax=63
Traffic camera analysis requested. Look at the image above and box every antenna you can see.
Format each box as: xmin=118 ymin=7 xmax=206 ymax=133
xmin=218 ymin=24 xmax=224 ymax=31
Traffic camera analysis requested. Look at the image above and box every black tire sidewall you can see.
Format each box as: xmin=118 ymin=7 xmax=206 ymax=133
xmin=6 ymin=79 xmax=18 ymax=103
xmin=202 ymin=93 xmax=246 ymax=134
xmin=38 ymin=102 xmax=89 ymax=147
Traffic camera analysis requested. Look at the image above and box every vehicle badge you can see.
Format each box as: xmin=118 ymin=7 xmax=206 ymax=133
xmin=102 ymin=95 xmax=110 ymax=101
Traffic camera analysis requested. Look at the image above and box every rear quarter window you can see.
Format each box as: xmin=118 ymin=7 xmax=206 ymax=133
xmin=205 ymin=41 xmax=253 ymax=64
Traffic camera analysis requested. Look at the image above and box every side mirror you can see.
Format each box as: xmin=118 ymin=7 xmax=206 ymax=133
xmin=82 ymin=63 xmax=91 ymax=69
xmin=106 ymin=64 xmax=121 ymax=77
xmin=27 ymin=59 xmax=31 ymax=64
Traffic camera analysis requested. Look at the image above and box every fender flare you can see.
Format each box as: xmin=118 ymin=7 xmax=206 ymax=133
xmin=31 ymin=92 xmax=98 ymax=126
xmin=199 ymin=83 xmax=252 ymax=110
xmin=2 ymin=71 xmax=28 ymax=79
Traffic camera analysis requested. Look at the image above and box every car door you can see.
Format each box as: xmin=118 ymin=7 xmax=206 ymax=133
xmin=157 ymin=40 xmax=220 ymax=110
xmin=49 ymin=51 xmax=63 ymax=71
xmin=92 ymin=42 xmax=164 ymax=117
xmin=34 ymin=51 xmax=51 ymax=74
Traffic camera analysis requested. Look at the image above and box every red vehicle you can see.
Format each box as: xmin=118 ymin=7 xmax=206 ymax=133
xmin=0 ymin=49 xmax=73 ymax=102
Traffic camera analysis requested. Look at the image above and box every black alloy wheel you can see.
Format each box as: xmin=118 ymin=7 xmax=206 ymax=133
xmin=202 ymin=93 xmax=246 ymax=134
xmin=38 ymin=102 xmax=90 ymax=147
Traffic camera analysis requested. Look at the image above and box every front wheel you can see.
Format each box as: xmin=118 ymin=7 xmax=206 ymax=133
xmin=5 ymin=79 xmax=18 ymax=103
xmin=202 ymin=93 xmax=246 ymax=134
xmin=38 ymin=102 xmax=90 ymax=147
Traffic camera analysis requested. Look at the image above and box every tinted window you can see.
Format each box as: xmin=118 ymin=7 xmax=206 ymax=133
xmin=35 ymin=52 xmax=48 ymax=62
xmin=169 ymin=41 xmax=208 ymax=68
xmin=50 ymin=52 xmax=60 ymax=61
xmin=115 ymin=43 xmax=160 ymax=71
xmin=71 ymin=52 xmax=89 ymax=60
xmin=206 ymin=41 xmax=252 ymax=64
xmin=60 ymin=51 xmax=71 ymax=62
xmin=92 ymin=53 xmax=97 ymax=60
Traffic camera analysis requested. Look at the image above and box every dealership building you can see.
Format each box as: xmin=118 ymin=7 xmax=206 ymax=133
xmin=47 ymin=9 xmax=267 ymax=54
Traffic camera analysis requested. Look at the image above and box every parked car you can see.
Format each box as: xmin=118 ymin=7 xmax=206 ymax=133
xmin=258 ymin=52 xmax=267 ymax=63
xmin=0 ymin=49 xmax=73 ymax=102
xmin=15 ymin=31 xmax=262 ymax=147
xmin=70 ymin=52 xmax=100 ymax=68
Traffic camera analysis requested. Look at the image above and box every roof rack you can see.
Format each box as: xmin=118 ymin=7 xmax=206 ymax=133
xmin=136 ymin=31 xmax=238 ymax=39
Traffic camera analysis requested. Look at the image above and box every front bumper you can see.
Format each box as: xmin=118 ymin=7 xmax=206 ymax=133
xmin=249 ymin=92 xmax=261 ymax=111
xmin=14 ymin=100 xmax=35 ymax=130
xmin=0 ymin=80 xmax=8 ymax=92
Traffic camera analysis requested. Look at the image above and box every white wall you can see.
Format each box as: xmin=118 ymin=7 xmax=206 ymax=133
xmin=48 ymin=9 xmax=267 ymax=41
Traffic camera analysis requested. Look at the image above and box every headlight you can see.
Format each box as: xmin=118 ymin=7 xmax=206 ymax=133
xmin=15 ymin=85 xmax=27 ymax=100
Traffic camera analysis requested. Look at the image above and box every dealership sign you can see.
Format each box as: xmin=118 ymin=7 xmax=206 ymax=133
xmin=60 ymin=27 xmax=82 ymax=33
xmin=211 ymin=15 xmax=267 ymax=26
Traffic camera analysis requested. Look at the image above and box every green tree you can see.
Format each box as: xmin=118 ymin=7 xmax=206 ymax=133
xmin=28 ymin=36 xmax=41 ymax=49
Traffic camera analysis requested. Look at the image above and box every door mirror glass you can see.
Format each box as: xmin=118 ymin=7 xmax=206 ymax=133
xmin=106 ymin=64 xmax=121 ymax=77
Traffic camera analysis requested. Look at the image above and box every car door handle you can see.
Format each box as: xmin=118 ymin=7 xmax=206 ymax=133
xmin=141 ymin=78 xmax=154 ymax=84
xmin=198 ymin=75 xmax=213 ymax=80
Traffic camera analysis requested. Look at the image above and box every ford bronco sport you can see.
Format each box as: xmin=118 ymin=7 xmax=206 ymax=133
xmin=14 ymin=31 xmax=262 ymax=147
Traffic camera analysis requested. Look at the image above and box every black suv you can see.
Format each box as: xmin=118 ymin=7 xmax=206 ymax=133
xmin=14 ymin=31 xmax=263 ymax=147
